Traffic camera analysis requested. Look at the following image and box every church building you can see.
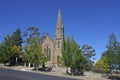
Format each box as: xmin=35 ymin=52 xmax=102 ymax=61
xmin=42 ymin=9 xmax=64 ymax=67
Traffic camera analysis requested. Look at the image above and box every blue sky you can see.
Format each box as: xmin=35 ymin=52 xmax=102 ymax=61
xmin=0 ymin=0 xmax=120 ymax=62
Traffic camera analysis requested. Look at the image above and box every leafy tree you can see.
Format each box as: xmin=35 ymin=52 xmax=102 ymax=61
xmin=11 ymin=45 xmax=23 ymax=65
xmin=97 ymin=50 xmax=115 ymax=73
xmin=101 ymin=33 xmax=120 ymax=66
xmin=9 ymin=28 xmax=23 ymax=65
xmin=70 ymin=41 xmax=87 ymax=75
xmin=0 ymin=43 xmax=7 ymax=63
xmin=106 ymin=32 xmax=120 ymax=53
xmin=62 ymin=36 xmax=87 ymax=75
xmin=23 ymin=27 xmax=40 ymax=45
xmin=11 ymin=28 xmax=23 ymax=46
xmin=81 ymin=45 xmax=96 ymax=70
xmin=11 ymin=45 xmax=22 ymax=57
xmin=98 ymin=51 xmax=114 ymax=72
xmin=97 ymin=32 xmax=120 ymax=73
xmin=102 ymin=50 xmax=115 ymax=66
xmin=115 ymin=46 xmax=120 ymax=64
xmin=82 ymin=45 xmax=95 ymax=58
xmin=0 ymin=35 xmax=13 ymax=64
xmin=61 ymin=36 xmax=73 ymax=73
xmin=95 ymin=57 xmax=110 ymax=73
xmin=23 ymin=27 xmax=48 ymax=70
xmin=24 ymin=42 xmax=44 ymax=69
xmin=0 ymin=28 xmax=23 ymax=65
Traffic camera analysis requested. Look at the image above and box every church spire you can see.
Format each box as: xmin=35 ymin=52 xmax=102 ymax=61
xmin=55 ymin=9 xmax=64 ymax=38
xmin=56 ymin=9 xmax=63 ymax=28
xmin=54 ymin=9 xmax=64 ymax=66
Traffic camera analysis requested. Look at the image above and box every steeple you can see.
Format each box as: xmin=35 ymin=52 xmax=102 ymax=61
xmin=55 ymin=9 xmax=64 ymax=38
xmin=54 ymin=9 xmax=64 ymax=67
xmin=56 ymin=9 xmax=63 ymax=28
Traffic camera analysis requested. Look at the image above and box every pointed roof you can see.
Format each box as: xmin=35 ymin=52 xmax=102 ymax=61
xmin=42 ymin=35 xmax=53 ymax=45
xmin=56 ymin=9 xmax=63 ymax=28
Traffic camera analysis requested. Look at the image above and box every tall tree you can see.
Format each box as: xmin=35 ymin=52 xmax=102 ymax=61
xmin=0 ymin=35 xmax=13 ymax=64
xmin=81 ymin=45 xmax=96 ymax=70
xmin=23 ymin=27 xmax=40 ymax=45
xmin=62 ymin=36 xmax=87 ymax=75
xmin=97 ymin=32 xmax=120 ymax=73
xmin=82 ymin=45 xmax=95 ymax=59
xmin=102 ymin=50 xmax=115 ymax=66
xmin=10 ymin=28 xmax=23 ymax=65
xmin=11 ymin=28 xmax=23 ymax=46
xmin=23 ymin=27 xmax=48 ymax=70
xmin=70 ymin=40 xmax=87 ymax=75
xmin=95 ymin=57 xmax=110 ymax=73
xmin=24 ymin=40 xmax=45 ymax=70
xmin=61 ymin=36 xmax=72 ymax=73
xmin=102 ymin=32 xmax=120 ymax=64
xmin=11 ymin=45 xmax=23 ymax=65
xmin=106 ymin=32 xmax=120 ymax=53
xmin=115 ymin=46 xmax=120 ymax=64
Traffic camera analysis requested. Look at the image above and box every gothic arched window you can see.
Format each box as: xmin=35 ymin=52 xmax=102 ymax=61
xmin=46 ymin=46 xmax=49 ymax=55
xmin=45 ymin=46 xmax=51 ymax=60
xmin=58 ymin=41 xmax=60 ymax=48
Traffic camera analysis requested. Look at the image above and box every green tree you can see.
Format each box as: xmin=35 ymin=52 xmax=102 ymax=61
xmin=10 ymin=28 xmax=23 ymax=65
xmin=62 ymin=36 xmax=87 ymax=75
xmin=11 ymin=45 xmax=22 ymax=58
xmin=82 ymin=45 xmax=95 ymax=59
xmin=0 ymin=28 xmax=23 ymax=65
xmin=95 ymin=57 xmax=110 ymax=73
xmin=11 ymin=45 xmax=23 ymax=65
xmin=0 ymin=35 xmax=13 ymax=64
xmin=102 ymin=32 xmax=120 ymax=65
xmin=81 ymin=45 xmax=96 ymax=70
xmin=97 ymin=32 xmax=120 ymax=73
xmin=23 ymin=27 xmax=48 ymax=70
xmin=24 ymin=41 xmax=45 ymax=70
xmin=11 ymin=28 xmax=23 ymax=46
xmin=106 ymin=32 xmax=120 ymax=53
xmin=62 ymin=36 xmax=72 ymax=73
xmin=102 ymin=50 xmax=115 ymax=66
xmin=70 ymin=41 xmax=87 ymax=75
xmin=115 ymin=46 xmax=120 ymax=64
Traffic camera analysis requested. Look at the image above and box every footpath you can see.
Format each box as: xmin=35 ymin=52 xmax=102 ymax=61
xmin=0 ymin=65 xmax=109 ymax=80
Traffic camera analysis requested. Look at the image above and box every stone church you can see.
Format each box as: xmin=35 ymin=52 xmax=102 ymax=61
xmin=42 ymin=9 xmax=64 ymax=67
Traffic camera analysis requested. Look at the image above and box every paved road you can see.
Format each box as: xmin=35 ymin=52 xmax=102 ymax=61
xmin=0 ymin=68 xmax=80 ymax=80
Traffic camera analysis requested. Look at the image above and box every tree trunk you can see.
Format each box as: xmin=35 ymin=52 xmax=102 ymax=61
xmin=71 ymin=68 xmax=75 ymax=75
xmin=66 ymin=67 xmax=68 ymax=74
xmin=42 ymin=63 xmax=45 ymax=71
xmin=36 ymin=64 xmax=38 ymax=71
xmin=34 ymin=64 xmax=39 ymax=71
xmin=28 ymin=63 xmax=31 ymax=68
xmin=24 ymin=62 xmax=26 ymax=67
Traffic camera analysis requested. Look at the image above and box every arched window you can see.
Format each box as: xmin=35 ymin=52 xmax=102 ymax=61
xmin=49 ymin=48 xmax=51 ymax=55
xmin=46 ymin=46 xmax=49 ymax=55
xmin=44 ymin=46 xmax=51 ymax=60
xmin=58 ymin=41 xmax=60 ymax=48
